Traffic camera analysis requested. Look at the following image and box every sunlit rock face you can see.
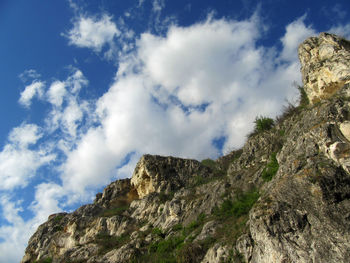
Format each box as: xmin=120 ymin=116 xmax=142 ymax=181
xmin=130 ymin=154 xmax=211 ymax=199
xmin=299 ymin=32 xmax=350 ymax=104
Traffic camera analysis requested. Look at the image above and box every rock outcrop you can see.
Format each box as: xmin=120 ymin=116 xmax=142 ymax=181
xmin=299 ymin=32 xmax=350 ymax=104
xmin=22 ymin=33 xmax=350 ymax=263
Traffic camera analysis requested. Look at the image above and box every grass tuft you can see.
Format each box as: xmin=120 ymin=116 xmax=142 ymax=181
xmin=261 ymin=153 xmax=279 ymax=182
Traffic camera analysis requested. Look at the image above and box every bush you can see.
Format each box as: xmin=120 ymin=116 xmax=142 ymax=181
xmin=254 ymin=116 xmax=274 ymax=132
xmin=96 ymin=233 xmax=129 ymax=254
xmin=298 ymin=85 xmax=309 ymax=107
xmin=172 ymin=224 xmax=183 ymax=232
xmin=148 ymin=235 xmax=185 ymax=254
xmin=152 ymin=227 xmax=164 ymax=237
xmin=214 ymin=189 xmax=260 ymax=218
xmin=261 ymin=152 xmax=279 ymax=181
xmin=201 ymin=159 xmax=217 ymax=169
xmin=198 ymin=159 xmax=226 ymax=179
xmin=176 ymin=243 xmax=203 ymax=263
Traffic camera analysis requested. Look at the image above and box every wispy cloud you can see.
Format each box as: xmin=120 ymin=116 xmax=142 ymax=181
xmin=0 ymin=123 xmax=55 ymax=190
xmin=18 ymin=81 xmax=45 ymax=108
xmin=153 ymin=0 xmax=165 ymax=13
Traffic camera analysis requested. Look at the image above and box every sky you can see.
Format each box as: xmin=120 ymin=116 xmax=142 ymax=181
xmin=0 ymin=0 xmax=350 ymax=262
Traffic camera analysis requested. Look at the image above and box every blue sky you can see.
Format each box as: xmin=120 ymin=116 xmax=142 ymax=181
xmin=1 ymin=0 xmax=350 ymax=262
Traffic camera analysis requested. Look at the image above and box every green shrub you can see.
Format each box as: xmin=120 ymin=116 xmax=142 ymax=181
xmin=152 ymin=227 xmax=164 ymax=237
xmin=176 ymin=243 xmax=203 ymax=263
xmin=201 ymin=159 xmax=217 ymax=169
xmin=96 ymin=233 xmax=129 ymax=254
xmin=298 ymin=85 xmax=309 ymax=107
xmin=182 ymin=213 xmax=206 ymax=236
xmin=172 ymin=223 xmax=183 ymax=232
xmin=261 ymin=153 xmax=279 ymax=181
xmin=149 ymin=235 xmax=185 ymax=254
xmin=213 ymin=189 xmax=260 ymax=218
xmin=254 ymin=116 xmax=274 ymax=133
xmin=53 ymin=215 xmax=64 ymax=224
xmin=200 ymin=159 xmax=226 ymax=177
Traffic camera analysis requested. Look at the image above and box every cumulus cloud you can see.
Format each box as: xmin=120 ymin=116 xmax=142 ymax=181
xmin=44 ymin=69 xmax=90 ymax=139
xmin=0 ymin=124 xmax=55 ymax=191
xmin=47 ymin=81 xmax=66 ymax=107
xmin=30 ymin=183 xmax=64 ymax=221
xmin=66 ymin=14 xmax=120 ymax=52
xmin=57 ymin=15 xmax=301 ymax=201
xmin=0 ymin=197 xmax=31 ymax=263
xmin=19 ymin=81 xmax=45 ymax=108
xmin=8 ymin=123 xmax=43 ymax=148
xmin=0 ymin=190 xmax=63 ymax=263
xmin=280 ymin=16 xmax=317 ymax=62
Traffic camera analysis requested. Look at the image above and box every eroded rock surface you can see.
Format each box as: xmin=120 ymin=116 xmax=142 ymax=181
xmin=299 ymin=32 xmax=350 ymax=104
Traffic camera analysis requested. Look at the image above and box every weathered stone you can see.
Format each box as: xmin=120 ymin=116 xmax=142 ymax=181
xmin=131 ymin=154 xmax=211 ymax=198
xmin=201 ymin=243 xmax=231 ymax=263
xmin=299 ymin=32 xmax=350 ymax=104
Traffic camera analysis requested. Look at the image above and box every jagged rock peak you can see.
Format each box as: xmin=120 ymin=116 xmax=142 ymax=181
xmin=130 ymin=154 xmax=211 ymax=198
xmin=298 ymin=32 xmax=350 ymax=104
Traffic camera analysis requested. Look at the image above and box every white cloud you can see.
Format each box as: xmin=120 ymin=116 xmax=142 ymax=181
xmin=0 ymin=145 xmax=55 ymax=191
xmin=61 ymin=99 xmax=88 ymax=137
xmin=66 ymin=69 xmax=89 ymax=93
xmin=66 ymin=14 xmax=120 ymax=52
xmin=138 ymin=17 xmax=262 ymax=105
xmin=58 ymin=15 xmax=296 ymax=200
xmin=280 ymin=16 xmax=317 ymax=62
xmin=44 ymin=69 xmax=90 ymax=139
xmin=60 ymin=127 xmax=118 ymax=202
xmin=0 ymin=197 xmax=31 ymax=263
xmin=18 ymin=69 xmax=41 ymax=82
xmin=18 ymin=81 xmax=45 ymax=108
xmin=328 ymin=23 xmax=350 ymax=40
xmin=153 ymin=0 xmax=165 ymax=12
xmin=0 ymin=123 xmax=55 ymax=191
xmin=30 ymin=183 xmax=64 ymax=221
xmin=0 ymin=188 xmax=63 ymax=263
xmin=8 ymin=123 xmax=43 ymax=148
xmin=47 ymin=81 xmax=66 ymax=107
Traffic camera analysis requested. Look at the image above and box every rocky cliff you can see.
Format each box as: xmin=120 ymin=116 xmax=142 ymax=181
xmin=22 ymin=33 xmax=350 ymax=263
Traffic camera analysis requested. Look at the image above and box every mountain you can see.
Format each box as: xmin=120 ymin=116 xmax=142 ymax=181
xmin=21 ymin=32 xmax=350 ymax=263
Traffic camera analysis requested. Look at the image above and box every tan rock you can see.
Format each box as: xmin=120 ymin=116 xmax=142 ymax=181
xmin=340 ymin=121 xmax=350 ymax=142
xmin=298 ymin=32 xmax=350 ymax=104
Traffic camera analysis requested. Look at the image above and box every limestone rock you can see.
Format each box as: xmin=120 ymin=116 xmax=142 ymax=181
xmin=201 ymin=243 xmax=231 ymax=263
xmin=130 ymin=154 xmax=211 ymax=198
xmin=299 ymin=32 xmax=350 ymax=104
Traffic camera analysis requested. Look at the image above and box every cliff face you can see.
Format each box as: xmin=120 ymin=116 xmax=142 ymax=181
xmin=22 ymin=33 xmax=350 ymax=263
